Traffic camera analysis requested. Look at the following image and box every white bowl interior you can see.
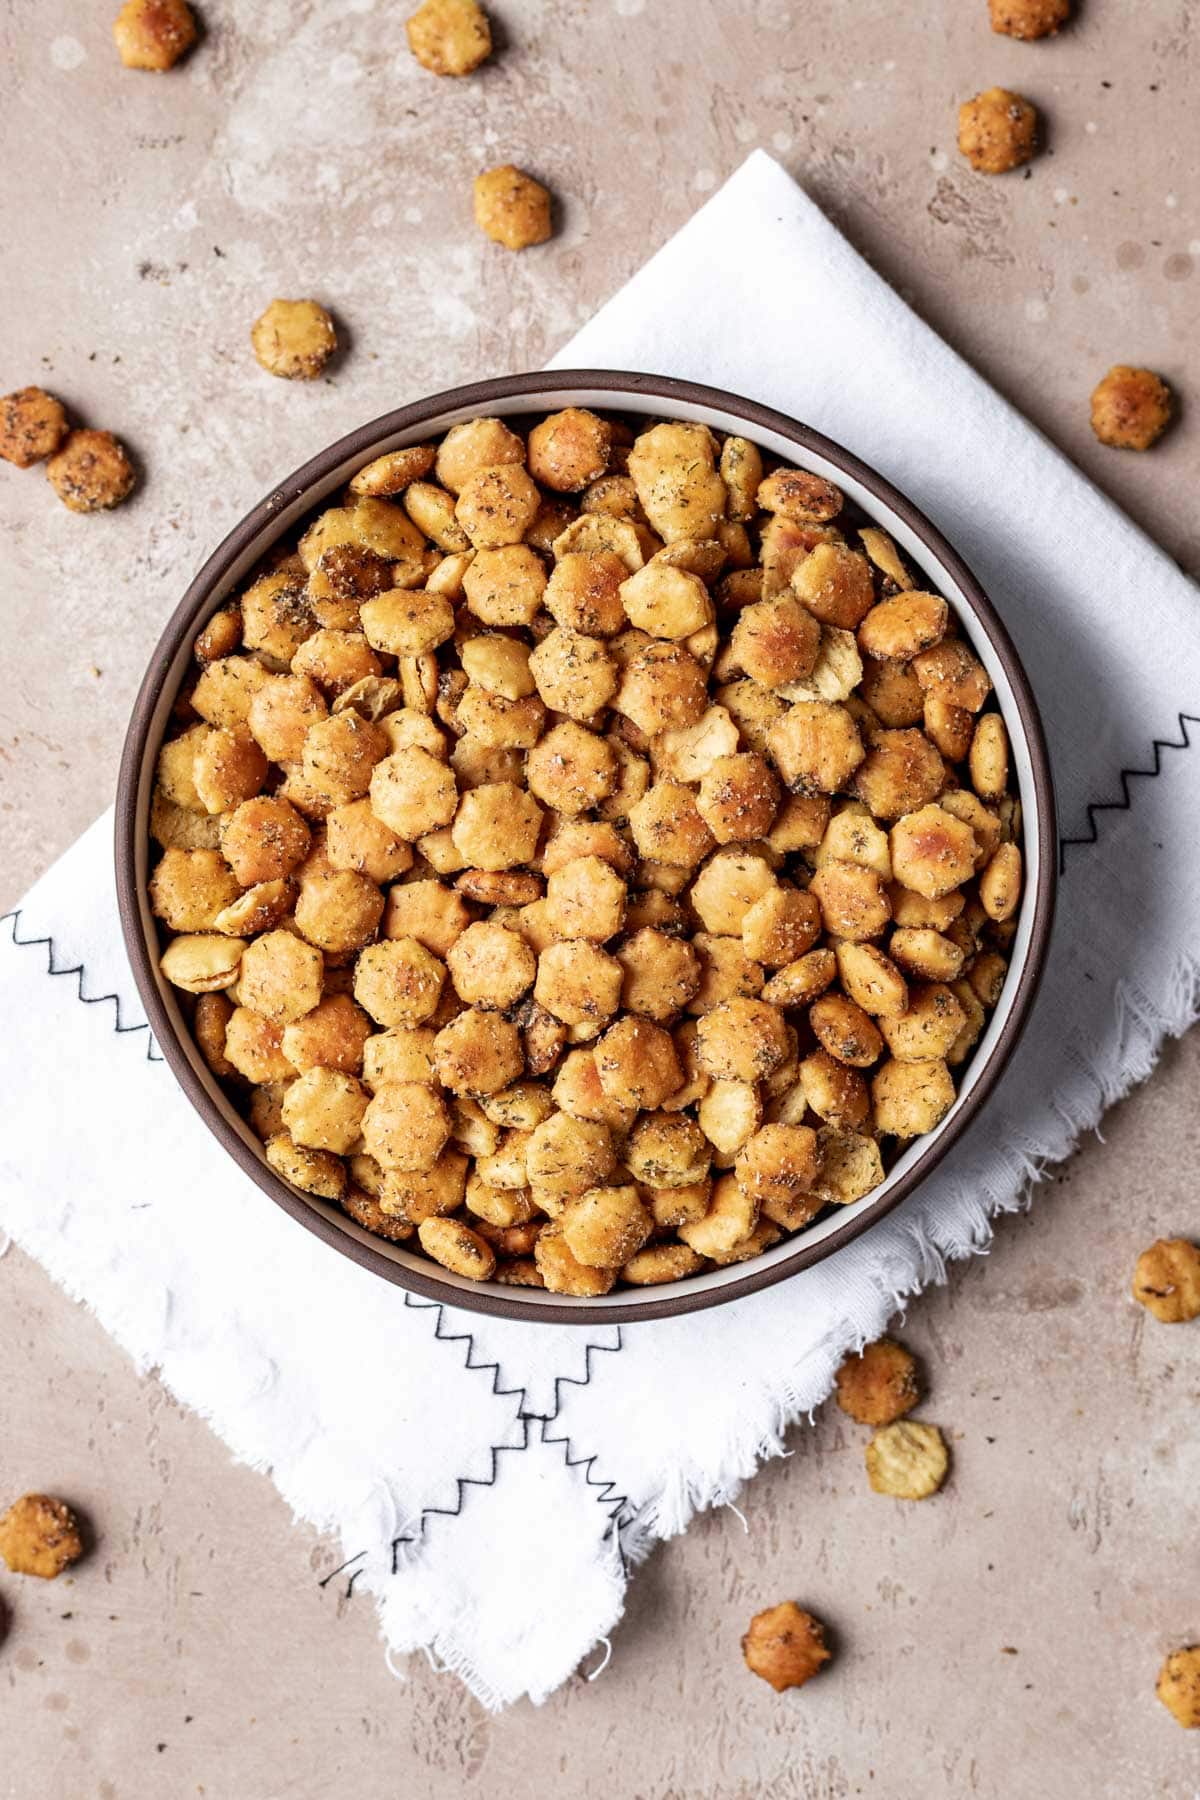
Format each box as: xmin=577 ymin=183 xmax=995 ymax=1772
xmin=134 ymin=387 xmax=1043 ymax=1314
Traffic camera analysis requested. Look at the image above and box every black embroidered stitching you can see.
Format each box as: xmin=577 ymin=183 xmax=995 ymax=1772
xmin=401 ymin=1290 xmax=531 ymax=1408
xmin=318 ymin=1549 xmax=367 ymax=1594
xmin=1059 ymin=712 xmax=1200 ymax=873
xmin=376 ymin=1300 xmax=628 ymax=1573
xmin=322 ymin=1304 xmax=630 ymax=1593
xmin=381 ymin=1293 xmax=535 ymax=1570
xmin=2 ymin=910 xmax=162 ymax=1061
xmin=539 ymin=1418 xmax=632 ymax=1555
xmin=390 ymin=1418 xmax=534 ymax=1567
xmin=520 ymin=1332 xmax=626 ymax=1424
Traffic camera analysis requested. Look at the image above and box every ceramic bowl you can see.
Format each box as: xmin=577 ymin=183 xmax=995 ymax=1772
xmin=116 ymin=371 xmax=1056 ymax=1324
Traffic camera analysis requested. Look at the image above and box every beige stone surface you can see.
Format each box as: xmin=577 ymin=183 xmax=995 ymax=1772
xmin=1 ymin=1 xmax=1198 ymax=1795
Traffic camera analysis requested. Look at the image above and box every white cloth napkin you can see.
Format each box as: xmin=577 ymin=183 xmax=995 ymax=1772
xmin=2 ymin=152 xmax=1197 ymax=1710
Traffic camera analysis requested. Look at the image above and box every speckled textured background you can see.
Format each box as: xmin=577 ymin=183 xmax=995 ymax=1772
xmin=1 ymin=1 xmax=1197 ymax=1794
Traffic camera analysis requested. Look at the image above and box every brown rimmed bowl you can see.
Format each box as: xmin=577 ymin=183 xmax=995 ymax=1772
xmin=116 ymin=371 xmax=1056 ymax=1326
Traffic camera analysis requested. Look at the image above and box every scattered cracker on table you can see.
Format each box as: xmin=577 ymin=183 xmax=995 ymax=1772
xmin=1131 ymin=1238 xmax=1200 ymax=1323
xmin=0 ymin=1494 xmax=84 ymax=1580
xmin=1157 ymin=1647 xmax=1200 ymax=1728
xmin=0 ymin=387 xmax=67 ymax=468
xmin=113 ymin=0 xmax=198 ymax=70
xmin=251 ymin=300 xmax=338 ymax=382
xmin=45 ymin=429 xmax=137 ymax=514
xmin=988 ymin=0 xmax=1070 ymax=39
xmin=406 ymin=0 xmax=491 ymax=77
xmin=474 ymin=166 xmax=554 ymax=251
xmin=1090 ymin=366 xmax=1174 ymax=452
xmin=865 ymin=1420 xmax=949 ymax=1499
xmin=958 ymin=87 xmax=1039 ymax=174
xmin=742 ymin=1601 xmax=832 ymax=1692
xmin=835 ymin=1337 xmax=920 ymax=1426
